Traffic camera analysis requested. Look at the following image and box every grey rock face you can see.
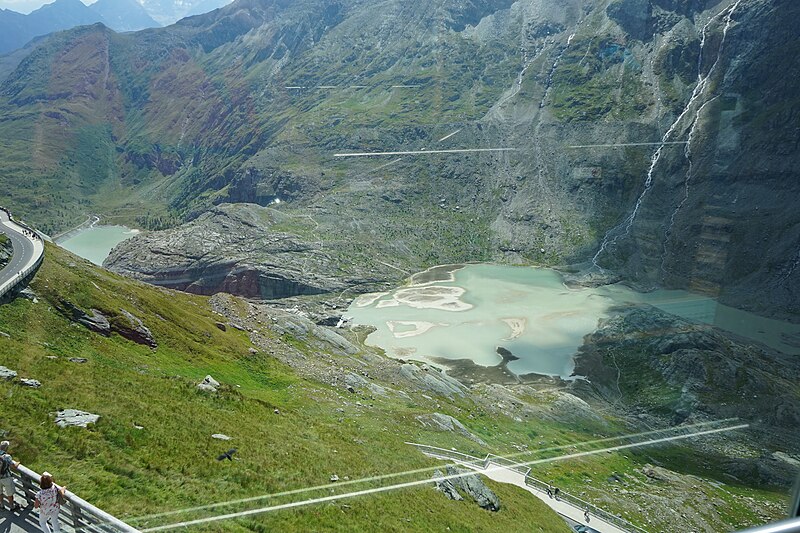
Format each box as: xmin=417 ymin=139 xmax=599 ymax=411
xmin=434 ymin=465 xmax=500 ymax=512
xmin=398 ymin=364 xmax=466 ymax=398
xmin=119 ymin=309 xmax=158 ymax=349
xmin=416 ymin=413 xmax=487 ymax=446
xmin=432 ymin=469 xmax=463 ymax=501
xmin=105 ymin=204 xmax=351 ymax=300
xmin=197 ymin=375 xmax=220 ymax=392
xmin=63 ymin=303 xmax=111 ymax=335
xmin=449 ymin=465 xmax=500 ymax=512
xmin=572 ymin=305 xmax=800 ymax=452
xmin=55 ymin=409 xmax=100 ymax=428
xmin=271 ymin=312 xmax=358 ymax=356
xmin=606 ymin=0 xmax=652 ymax=40
xmin=0 ymin=366 xmax=17 ymax=380
xmin=61 ymin=302 xmax=158 ymax=348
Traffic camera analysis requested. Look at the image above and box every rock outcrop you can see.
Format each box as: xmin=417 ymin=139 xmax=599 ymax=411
xmin=398 ymin=364 xmax=466 ymax=398
xmin=118 ymin=309 xmax=158 ymax=349
xmin=55 ymin=409 xmax=100 ymax=428
xmin=105 ymin=204 xmax=361 ymax=300
xmin=60 ymin=302 xmax=157 ymax=348
xmin=197 ymin=375 xmax=220 ymax=392
xmin=416 ymin=413 xmax=487 ymax=446
xmin=432 ymin=465 xmax=500 ymax=512
xmin=571 ymin=305 xmax=800 ymax=452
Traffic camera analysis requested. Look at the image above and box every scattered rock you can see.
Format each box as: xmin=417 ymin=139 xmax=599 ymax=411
xmin=212 ymin=433 xmax=232 ymax=440
xmin=69 ymin=357 xmax=88 ymax=364
xmin=215 ymin=322 xmax=227 ymax=332
xmin=0 ymin=366 xmax=17 ymax=380
xmin=273 ymin=408 xmax=280 ymax=415
xmin=330 ymin=474 xmax=339 ymax=482
xmin=133 ymin=424 xmax=144 ymax=430
xmin=248 ymin=347 xmax=258 ymax=355
xmin=55 ymin=409 xmax=100 ymax=428
xmin=0 ymin=331 xmax=9 ymax=338
xmin=19 ymin=378 xmax=41 ymax=388
xmin=20 ymin=287 xmax=38 ymax=303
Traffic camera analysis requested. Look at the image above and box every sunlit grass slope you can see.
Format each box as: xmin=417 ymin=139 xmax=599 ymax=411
xmin=0 ymin=243 xmax=569 ymax=532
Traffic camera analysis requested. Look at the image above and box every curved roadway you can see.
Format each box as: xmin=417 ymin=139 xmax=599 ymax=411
xmin=0 ymin=210 xmax=44 ymax=298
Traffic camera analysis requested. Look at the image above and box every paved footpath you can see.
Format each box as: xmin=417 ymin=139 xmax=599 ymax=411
xmin=423 ymin=450 xmax=631 ymax=533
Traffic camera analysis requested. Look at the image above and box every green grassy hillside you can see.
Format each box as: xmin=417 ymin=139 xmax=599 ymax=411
xmin=0 ymin=243 xmax=570 ymax=532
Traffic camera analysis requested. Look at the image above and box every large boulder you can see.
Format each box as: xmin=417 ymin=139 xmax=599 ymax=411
xmin=197 ymin=375 xmax=220 ymax=392
xmin=433 ymin=465 xmax=500 ymax=512
xmin=432 ymin=469 xmax=463 ymax=501
xmin=55 ymin=409 xmax=100 ymax=428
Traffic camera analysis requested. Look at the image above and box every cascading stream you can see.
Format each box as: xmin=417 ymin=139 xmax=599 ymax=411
xmin=538 ymin=32 xmax=576 ymax=109
xmin=591 ymin=0 xmax=745 ymax=270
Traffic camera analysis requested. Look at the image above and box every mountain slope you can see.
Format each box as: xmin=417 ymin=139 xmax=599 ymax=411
xmin=0 ymin=0 xmax=104 ymax=53
xmin=88 ymin=0 xmax=160 ymax=31
xmin=0 ymin=242 xmax=575 ymax=531
xmin=0 ymin=0 xmax=797 ymax=320
xmin=0 ymin=0 xmax=160 ymax=54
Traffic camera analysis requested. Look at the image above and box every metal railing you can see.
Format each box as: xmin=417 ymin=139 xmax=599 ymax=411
xmin=0 ymin=207 xmax=44 ymax=300
xmin=520 ymin=475 xmax=648 ymax=533
xmin=12 ymin=464 xmax=139 ymax=532
xmin=408 ymin=442 xmax=648 ymax=533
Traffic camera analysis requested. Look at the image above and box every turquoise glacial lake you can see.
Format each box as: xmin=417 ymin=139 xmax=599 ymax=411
xmin=347 ymin=264 xmax=800 ymax=378
xmin=58 ymin=225 xmax=139 ymax=266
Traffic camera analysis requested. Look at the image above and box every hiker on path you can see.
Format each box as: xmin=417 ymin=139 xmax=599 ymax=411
xmin=35 ymin=471 xmax=67 ymax=533
xmin=0 ymin=441 xmax=21 ymax=511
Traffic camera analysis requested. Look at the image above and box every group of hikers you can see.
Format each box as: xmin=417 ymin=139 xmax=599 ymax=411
xmin=0 ymin=440 xmax=67 ymax=533
xmin=546 ymin=484 xmax=592 ymax=523
xmin=21 ymin=229 xmax=39 ymax=240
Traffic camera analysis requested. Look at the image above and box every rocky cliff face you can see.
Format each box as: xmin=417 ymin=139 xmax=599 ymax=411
xmin=0 ymin=0 xmax=797 ymax=319
xmin=572 ymin=306 xmax=800 ymax=455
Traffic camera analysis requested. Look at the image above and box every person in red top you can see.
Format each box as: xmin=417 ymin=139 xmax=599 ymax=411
xmin=34 ymin=472 xmax=67 ymax=533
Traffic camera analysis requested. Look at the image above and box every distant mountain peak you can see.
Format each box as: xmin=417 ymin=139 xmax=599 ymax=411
xmin=90 ymin=0 xmax=160 ymax=31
